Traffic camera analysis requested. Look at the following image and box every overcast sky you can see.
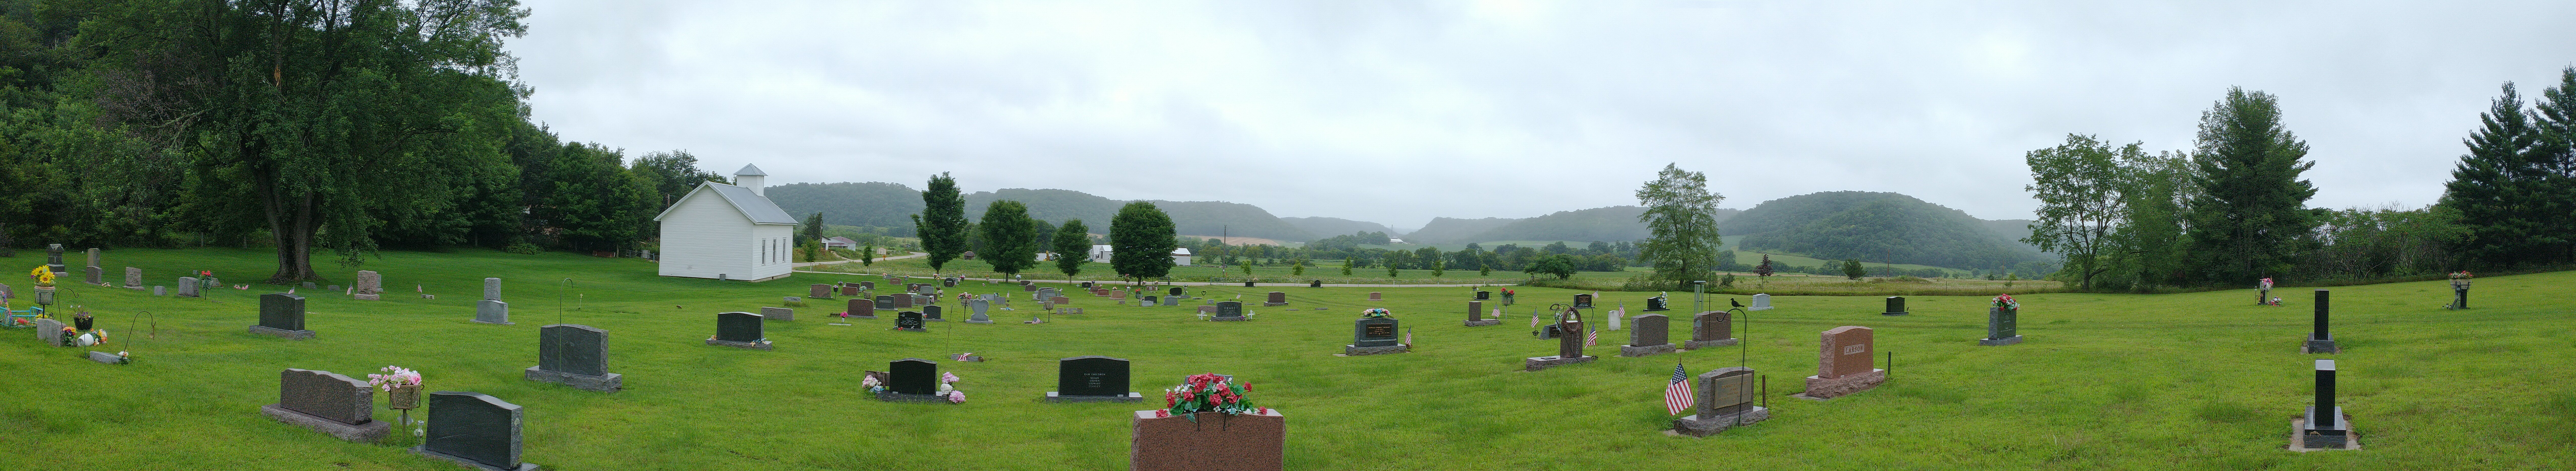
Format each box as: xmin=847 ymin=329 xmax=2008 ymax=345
xmin=508 ymin=1 xmax=2576 ymax=232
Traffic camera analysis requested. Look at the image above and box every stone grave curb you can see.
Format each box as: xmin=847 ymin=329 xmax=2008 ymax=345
xmin=261 ymin=404 xmax=391 ymax=443
xmin=1044 ymin=392 xmax=1146 ymax=403
xmin=524 ymin=366 xmax=623 ymax=392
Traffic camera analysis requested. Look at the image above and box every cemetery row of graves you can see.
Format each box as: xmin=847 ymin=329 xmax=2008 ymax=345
xmin=2 ymin=246 xmax=2569 ymax=469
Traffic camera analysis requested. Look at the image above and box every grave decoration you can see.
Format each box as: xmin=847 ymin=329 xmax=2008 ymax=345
xmin=410 ymin=391 xmax=538 ymax=470
xmin=2446 ymin=271 xmax=2472 ymax=310
xmin=1525 ymin=307 xmax=1597 ymax=371
xmin=869 ymin=358 xmax=967 ymax=403
xmin=1670 ymin=366 xmax=1769 ymax=436
xmin=2294 ymin=359 xmax=2356 ymax=450
xmin=2258 ymin=277 xmax=2275 ymax=306
xmin=1499 ymin=288 xmax=1514 ymax=306
xmin=1345 ymin=308 xmax=1408 ymax=356
xmin=1132 ymin=373 xmax=1281 ymax=471
xmin=367 ymin=366 xmax=425 ymax=423
xmin=1981 ymin=294 xmax=2022 ymax=346
xmin=29 ymin=266 xmax=56 ymax=306
xmin=1795 ymin=326 xmax=1884 ymax=400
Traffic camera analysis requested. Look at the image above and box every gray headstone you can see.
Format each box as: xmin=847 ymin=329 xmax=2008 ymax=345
xmin=301 ymin=282 xmax=317 ymax=290
xmin=152 ymin=285 xmax=166 ymax=296
xmin=1369 ymin=292 xmax=1381 ymax=301
xmin=1353 ymin=317 xmax=1401 ymax=347
xmin=355 ymin=270 xmax=381 ymax=294
xmin=760 ymin=306 xmax=794 ymax=322
xmin=35 ymin=318 xmax=65 ymax=346
xmin=1988 ymin=307 xmax=2018 ymax=340
xmin=415 ymin=391 xmax=527 ymax=470
xmin=1216 ymin=301 xmax=1244 ymax=317
xmin=1693 ymin=311 xmax=1731 ymax=341
xmin=1143 ymin=295 xmax=1159 ymax=305
xmin=967 ymin=310 xmax=990 ymax=323
xmin=177 ymin=277 xmax=200 ymax=297
xmin=477 ymin=300 xmax=511 ymax=324
xmin=124 ymin=266 xmax=142 ymax=288
xmin=1629 ymin=314 xmax=1670 ymax=347
xmin=889 ymin=358 xmax=937 ymax=394
xmin=84 ymin=247 xmax=98 ymax=267
xmin=715 ymin=312 xmax=764 ymax=342
xmin=44 ymin=244 xmax=63 ymax=273
xmin=875 ymin=295 xmax=895 ymax=310
xmin=1162 ymin=296 xmax=1180 ymax=306
xmin=84 ymin=266 xmax=100 ymax=285
xmin=1749 ymin=293 xmax=1772 ymax=311
xmin=783 ymin=296 xmax=800 ymax=305
xmin=277 ymin=369 xmax=374 ymax=425
xmin=260 ymin=293 xmax=307 ymax=331
xmin=538 ymin=324 xmax=609 ymax=376
xmin=1056 ymin=356 xmax=1132 ymax=397
xmin=1697 ymin=367 xmax=1757 ymax=417
xmin=922 ymin=305 xmax=942 ymax=320
xmin=484 ymin=278 xmax=502 ymax=301
xmin=970 ymin=298 xmax=989 ymax=316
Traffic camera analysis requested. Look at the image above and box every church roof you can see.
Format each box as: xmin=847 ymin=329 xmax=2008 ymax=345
xmin=653 ymin=181 xmax=797 ymax=225
xmin=735 ymin=164 xmax=768 ymax=177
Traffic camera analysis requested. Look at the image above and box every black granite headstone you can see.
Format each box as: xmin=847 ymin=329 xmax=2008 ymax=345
xmin=715 ymin=311 xmax=763 ymax=342
xmin=415 ymin=391 xmax=531 ymax=470
xmin=1475 ymin=290 xmax=1490 ymax=300
xmin=923 ymin=305 xmax=943 ymax=320
xmin=889 ymin=358 xmax=937 ymax=394
xmin=539 ymin=324 xmax=608 ymax=377
xmin=1882 ymin=296 xmax=1909 ymax=315
xmin=1644 ymin=296 xmax=1669 ymax=311
xmin=875 ymin=295 xmax=895 ymax=310
xmin=1055 ymin=356 xmax=1131 ymax=397
xmin=1215 ymin=301 xmax=1244 ymax=317
xmin=260 ymin=293 xmax=307 ymax=331
xmin=1169 ymin=287 xmax=1185 ymax=296
xmin=1572 ymin=294 xmax=1593 ymax=309
xmin=895 ymin=311 xmax=926 ymax=331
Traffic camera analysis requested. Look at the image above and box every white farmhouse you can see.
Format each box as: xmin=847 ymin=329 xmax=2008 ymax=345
xmin=1085 ymin=244 xmax=1192 ymax=266
xmin=1170 ymin=247 xmax=1192 ymax=266
xmin=652 ymin=164 xmax=798 ymax=281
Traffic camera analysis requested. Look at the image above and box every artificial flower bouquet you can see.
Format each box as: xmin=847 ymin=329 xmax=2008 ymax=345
xmin=1992 ymin=294 xmax=2018 ymax=311
xmin=368 ymin=366 xmax=423 ymax=391
xmin=2448 ymin=271 xmax=2472 ymax=280
xmin=1157 ymin=373 xmax=1262 ymax=418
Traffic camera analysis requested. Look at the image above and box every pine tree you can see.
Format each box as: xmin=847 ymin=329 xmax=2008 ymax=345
xmin=914 ymin=173 xmax=970 ymax=272
xmin=2181 ymin=88 xmax=2317 ymax=284
xmin=2439 ymin=82 xmax=2552 ymax=267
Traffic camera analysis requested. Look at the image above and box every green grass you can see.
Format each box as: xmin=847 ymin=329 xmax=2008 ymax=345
xmin=4 ymin=248 xmax=2571 ymax=469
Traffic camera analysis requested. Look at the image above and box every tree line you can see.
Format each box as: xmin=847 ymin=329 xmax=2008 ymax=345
xmin=2026 ymin=73 xmax=2576 ymax=291
xmin=0 ymin=1 xmax=732 ymax=283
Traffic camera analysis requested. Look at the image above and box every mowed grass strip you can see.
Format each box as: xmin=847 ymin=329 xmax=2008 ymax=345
xmin=0 ymin=248 xmax=2568 ymax=470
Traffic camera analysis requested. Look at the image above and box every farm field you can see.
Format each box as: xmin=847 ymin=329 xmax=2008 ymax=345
xmin=2 ymin=248 xmax=2568 ymax=469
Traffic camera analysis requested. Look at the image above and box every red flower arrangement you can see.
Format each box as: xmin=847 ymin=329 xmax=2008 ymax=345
xmin=1160 ymin=373 xmax=1259 ymax=418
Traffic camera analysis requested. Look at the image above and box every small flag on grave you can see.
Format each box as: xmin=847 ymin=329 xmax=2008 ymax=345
xmin=1665 ymin=362 xmax=1693 ymax=416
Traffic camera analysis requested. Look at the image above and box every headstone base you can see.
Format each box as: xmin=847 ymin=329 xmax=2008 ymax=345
xmin=248 ymin=325 xmax=315 ymax=340
xmin=476 ymin=300 xmax=512 ymax=325
xmin=1523 ymin=355 xmax=1596 ymax=372
xmin=1261 ymin=302 xmax=1287 ymax=306
xmin=875 ymin=392 xmax=956 ymax=403
xmin=1045 ymin=392 xmax=1145 ymax=403
xmin=352 ymin=294 xmax=380 ymax=301
xmin=2302 ymin=334 xmax=2338 ymax=354
xmin=260 ymin=404 xmax=390 ymax=443
xmin=1880 ymin=310 xmax=1908 ymax=316
xmin=1794 ymin=369 xmax=1885 ymax=400
xmin=524 ymin=366 xmax=623 ymax=392
xmin=2289 ymin=413 xmax=2358 ymax=451
xmin=1670 ymin=406 xmax=1770 ymax=437
xmin=1131 ymin=410 xmax=1285 ymax=471
xmin=1463 ymin=319 xmax=1501 ymax=327
xmin=1617 ymin=344 xmax=1677 ymax=358
xmin=410 ymin=445 xmax=540 ymax=471
xmin=704 ymin=339 xmax=772 ymax=350
xmin=896 ymin=327 xmax=928 ymax=332
xmin=965 ymin=319 xmax=993 ymax=324
xmin=1343 ymin=344 xmax=1410 ymax=356
xmin=88 ymin=351 xmax=128 ymax=364
xmin=1682 ymin=338 xmax=1739 ymax=350
xmin=1208 ymin=315 xmax=1249 ymax=322
xmin=1979 ymin=335 xmax=2024 ymax=346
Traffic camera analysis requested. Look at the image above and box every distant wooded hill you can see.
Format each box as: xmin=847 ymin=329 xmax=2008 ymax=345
xmin=765 ymin=183 xmax=1325 ymax=241
xmin=1281 ymin=217 xmax=1393 ymax=238
xmin=1400 ymin=206 xmax=1743 ymax=245
xmin=1724 ymin=191 xmax=2047 ymax=270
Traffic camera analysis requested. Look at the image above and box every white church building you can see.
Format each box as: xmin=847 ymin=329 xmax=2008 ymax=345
xmin=653 ymin=164 xmax=798 ymax=281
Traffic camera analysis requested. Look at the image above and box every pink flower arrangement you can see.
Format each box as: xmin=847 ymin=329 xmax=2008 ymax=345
xmin=367 ymin=366 xmax=422 ymax=392
xmin=1163 ymin=373 xmax=1257 ymax=417
xmin=1992 ymin=294 xmax=2018 ymax=310
xmin=945 ymin=391 xmax=965 ymax=403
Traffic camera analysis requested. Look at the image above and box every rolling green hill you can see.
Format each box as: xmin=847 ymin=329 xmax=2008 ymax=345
xmin=765 ymin=183 xmax=1318 ymax=241
xmin=1280 ymin=216 xmax=1394 ymax=238
xmin=1400 ymin=217 xmax=1516 ymax=244
xmin=765 ymin=182 xmax=924 ymax=233
xmin=1725 ymin=191 xmax=2047 ymax=270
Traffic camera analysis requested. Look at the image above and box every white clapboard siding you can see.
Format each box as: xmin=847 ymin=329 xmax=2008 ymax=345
xmin=655 ymin=181 xmax=798 ymax=281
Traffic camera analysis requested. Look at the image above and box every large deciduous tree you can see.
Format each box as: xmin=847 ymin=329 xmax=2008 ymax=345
xmin=977 ymin=200 xmax=1039 ymax=275
xmin=2181 ymin=87 xmax=2317 ymax=284
xmin=1108 ymin=201 xmax=1176 ymax=281
xmin=913 ymin=172 xmax=969 ymax=272
xmin=1052 ymin=218 xmax=1090 ymax=276
xmin=83 ymin=0 xmax=532 ymax=282
xmin=1635 ymin=163 xmax=1726 ymax=289
xmin=2023 ymin=134 xmax=2137 ymax=290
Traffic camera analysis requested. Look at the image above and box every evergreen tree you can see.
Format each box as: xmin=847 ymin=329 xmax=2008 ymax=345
xmin=914 ymin=173 xmax=969 ymax=272
xmin=1052 ymin=219 xmax=1090 ymax=276
xmin=2534 ymin=68 xmax=2576 ymax=264
xmin=801 ymin=212 xmax=826 ymax=244
xmin=1341 ymin=258 xmax=1355 ymax=276
xmin=1108 ymin=201 xmax=1177 ymax=281
xmin=1842 ymin=259 xmax=1866 ymax=280
xmin=978 ymin=200 xmax=1039 ymax=275
xmin=861 ymin=243 xmax=875 ymax=266
xmin=2181 ymin=88 xmax=2318 ymax=283
xmin=1635 ymin=163 xmax=1727 ymax=289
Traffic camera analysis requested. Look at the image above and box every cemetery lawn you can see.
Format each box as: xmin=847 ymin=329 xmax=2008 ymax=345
xmin=2 ymin=248 xmax=2568 ymax=470
xmin=820 ymin=256 xmax=2058 ymax=295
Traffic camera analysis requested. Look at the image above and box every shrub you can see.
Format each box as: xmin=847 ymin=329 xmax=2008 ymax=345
xmin=505 ymin=243 xmax=542 ymax=255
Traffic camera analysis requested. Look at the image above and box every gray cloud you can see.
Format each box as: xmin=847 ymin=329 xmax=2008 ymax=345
xmin=508 ymin=0 xmax=2576 ymax=230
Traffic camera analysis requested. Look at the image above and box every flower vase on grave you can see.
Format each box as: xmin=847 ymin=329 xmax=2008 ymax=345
xmin=387 ymin=384 xmax=422 ymax=410
xmin=73 ymin=312 xmax=92 ymax=331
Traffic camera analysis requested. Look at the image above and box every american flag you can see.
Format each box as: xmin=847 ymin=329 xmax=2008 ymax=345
xmin=1665 ymin=363 xmax=1693 ymax=415
xmin=1585 ymin=323 xmax=1599 ymax=346
xmin=1531 ymin=313 xmax=1542 ymax=328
